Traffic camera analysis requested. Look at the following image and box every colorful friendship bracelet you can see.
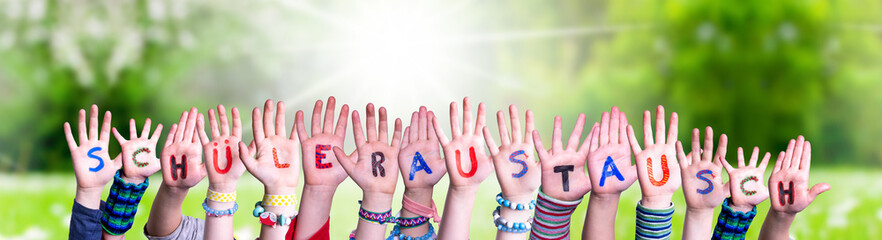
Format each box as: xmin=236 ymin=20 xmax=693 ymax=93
xmin=100 ymin=170 xmax=149 ymax=235
xmin=252 ymin=201 xmax=296 ymax=228
xmin=396 ymin=215 xmax=430 ymax=228
xmin=207 ymin=188 xmax=236 ymax=203
xmin=386 ymin=223 xmax=436 ymax=240
xmin=203 ymin=199 xmax=239 ymax=217
xmin=262 ymin=194 xmax=297 ymax=206
xmin=492 ymin=206 xmax=533 ymax=233
xmin=530 ymin=188 xmax=583 ymax=240
xmin=635 ymin=201 xmax=674 ymax=240
xmin=358 ymin=201 xmax=394 ymax=225
xmin=496 ymin=192 xmax=536 ymax=211
xmin=712 ymin=198 xmax=757 ymax=240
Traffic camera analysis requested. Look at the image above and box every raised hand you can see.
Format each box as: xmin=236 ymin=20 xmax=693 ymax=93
xmin=533 ymin=114 xmax=598 ymax=201
xmin=722 ymin=147 xmax=771 ymax=212
xmin=295 ymin=96 xmax=350 ymax=188
xmin=677 ymin=127 xmax=728 ymax=209
xmin=399 ymin=107 xmax=447 ymax=191
xmin=159 ymin=108 xmax=207 ymax=189
xmin=432 ymin=97 xmax=491 ymax=189
xmin=112 ymin=118 xmax=163 ymax=183
xmin=198 ymin=105 xmax=247 ymax=193
xmin=768 ymin=136 xmax=829 ymax=214
xmin=64 ymin=104 xmax=121 ymax=208
xmin=586 ymin=107 xmax=637 ymax=195
xmin=239 ymin=100 xmax=300 ymax=195
xmin=627 ymin=105 xmax=681 ymax=208
xmin=485 ymin=105 xmax=540 ymax=199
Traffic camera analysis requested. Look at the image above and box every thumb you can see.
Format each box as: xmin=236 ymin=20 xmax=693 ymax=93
xmin=238 ymin=142 xmax=258 ymax=171
xmin=722 ymin=181 xmax=731 ymax=197
xmin=809 ymin=182 xmax=831 ymax=201
xmin=332 ymin=146 xmax=356 ymax=175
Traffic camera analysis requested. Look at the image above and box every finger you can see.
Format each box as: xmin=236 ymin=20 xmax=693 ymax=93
xmin=218 ymin=105 xmax=230 ymax=136
xmin=89 ymin=105 xmax=99 ymax=141
xmin=194 ymin=114 xmax=204 ymax=143
xmin=427 ymin=112 xmax=438 ymax=142
xmin=238 ymin=142 xmax=258 ymax=171
xmin=129 ymin=118 xmax=137 ymax=139
xmin=151 ymin=124 xmax=164 ymax=142
xmin=112 ymin=127 xmax=126 ymax=144
xmin=323 ymin=96 xmax=337 ymax=134
xmin=667 ymin=112 xmax=678 ymax=145
xmin=610 ymin=106 xmax=620 ymax=144
xmin=551 ymin=116 xmax=563 ymax=152
xmin=589 ymin=122 xmax=600 ymax=152
xmin=717 ymin=134 xmax=728 ymax=162
xmin=366 ymin=104 xmax=377 ymax=142
xmin=676 ymin=141 xmax=689 ymax=167
xmin=183 ymin=107 xmax=198 ymax=143
xmin=496 ymin=111 xmax=511 ymax=146
xmin=304 ymin=99 xmax=320 ymax=136
xmin=408 ymin=111 xmax=419 ymax=143
xmin=432 ymin=116 xmax=450 ymax=146
xmin=391 ymin=118 xmax=403 ymax=149
xmin=800 ymin=141 xmax=811 ymax=171
xmin=141 ymin=118 xmax=153 ymax=139
xmin=599 ymin=111 xmax=610 ymax=146
xmin=209 ymin=109 xmax=220 ymax=139
xmin=737 ymin=147 xmax=746 ymax=168
xmin=402 ymin=127 xmax=411 ymax=149
xmin=475 ymin=102 xmax=487 ymax=135
xmin=702 ymin=126 xmax=713 ymax=162
xmin=262 ymin=100 xmax=275 ymax=137
xmin=722 ymin=154 xmax=735 ymax=173
xmin=99 ymin=110 xmax=112 ymax=142
xmin=483 ymin=126 xmax=499 ymax=155
xmin=782 ymin=139 xmax=796 ymax=170
xmin=352 ymin=111 xmax=366 ymax=147
xmin=578 ymin=123 xmax=599 ymax=155
xmin=808 ymin=182 xmax=831 ymax=201
xmin=619 ymin=112 xmax=628 ymax=145
xmin=791 ymin=136 xmax=805 ymax=169
xmin=64 ymin=122 xmax=78 ymax=150
xmin=165 ymin=124 xmax=178 ymax=147
xmin=77 ymin=109 xmax=87 ymax=142
xmin=295 ymin=110 xmax=308 ymax=141
xmin=378 ymin=107 xmax=389 ymax=144
xmin=509 ymin=105 xmax=522 ymax=143
xmin=691 ymin=128 xmax=700 ymax=164
xmin=774 ymin=151 xmax=785 ymax=173
xmin=532 ymin=130 xmax=550 ymax=162
xmin=627 ymin=125 xmax=641 ymax=155
xmin=335 ymin=104 xmax=350 ymax=138
xmin=232 ymin=107 xmax=242 ymax=138
xmin=655 ymin=105 xmax=666 ymax=144
xmin=332 ymin=147 xmax=357 ymax=175
xmin=276 ymin=101 xmax=287 ymax=137
xmin=748 ymin=147 xmax=759 ymax=168
xmin=197 ymin=114 xmax=210 ymax=144
xmin=759 ymin=152 xmax=771 ymax=170
xmin=525 ymin=110 xmax=535 ymax=146
xmin=252 ymin=107 xmax=265 ymax=141
xmin=448 ymin=101 xmax=461 ymax=139
xmin=566 ymin=113 xmax=586 ymax=151
xmin=418 ymin=106 xmax=428 ymax=140
xmin=462 ymin=97 xmax=473 ymax=135
xmin=642 ymin=110 xmax=654 ymax=146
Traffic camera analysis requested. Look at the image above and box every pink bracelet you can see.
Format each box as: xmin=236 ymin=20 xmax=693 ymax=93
xmin=402 ymin=194 xmax=441 ymax=223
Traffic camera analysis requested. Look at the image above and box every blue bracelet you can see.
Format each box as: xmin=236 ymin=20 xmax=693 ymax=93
xmin=386 ymin=223 xmax=435 ymax=240
xmin=202 ymin=199 xmax=238 ymax=217
xmin=492 ymin=206 xmax=532 ymax=233
xmin=496 ymin=193 xmax=536 ymax=211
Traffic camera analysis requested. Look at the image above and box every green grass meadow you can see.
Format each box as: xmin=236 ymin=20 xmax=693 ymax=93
xmin=3 ymin=167 xmax=880 ymax=239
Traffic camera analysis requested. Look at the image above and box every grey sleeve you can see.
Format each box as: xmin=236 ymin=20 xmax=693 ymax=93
xmin=144 ymin=215 xmax=204 ymax=240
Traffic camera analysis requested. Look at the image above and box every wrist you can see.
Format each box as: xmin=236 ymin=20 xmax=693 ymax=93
xmin=209 ymin=182 xmax=238 ymax=193
xmin=449 ymin=184 xmax=480 ymax=195
xmin=729 ymin=201 xmax=755 ymax=213
xmin=74 ymin=186 xmax=104 ymax=209
xmin=404 ymin=187 xmax=434 ymax=204
xmin=768 ymin=209 xmax=797 ymax=221
xmin=590 ymin=192 xmax=621 ymax=202
xmin=120 ymin=175 xmax=146 ymax=184
xmin=264 ymin=186 xmax=297 ymax=196
xmin=361 ymin=192 xmax=394 ymax=212
xmin=641 ymin=195 xmax=673 ymax=209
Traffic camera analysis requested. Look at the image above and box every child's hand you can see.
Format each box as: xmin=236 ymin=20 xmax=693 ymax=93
xmin=586 ymin=107 xmax=637 ymax=195
xmin=722 ymin=147 xmax=771 ymax=212
xmin=677 ymin=127 xmax=728 ymax=210
xmin=768 ymin=136 xmax=830 ymax=214
xmin=484 ymin=105 xmax=540 ymax=199
xmin=197 ymin=105 xmax=248 ymax=193
xmin=159 ymin=108 xmax=207 ymax=190
xmin=432 ymin=97 xmax=492 ymax=190
xmin=627 ymin=106 xmax=681 ymax=208
xmin=64 ymin=105 xmax=121 ymax=192
xmin=334 ymin=103 xmax=403 ymax=194
xmin=112 ymin=118 xmax=163 ymax=183
xmin=533 ymin=114 xmax=598 ymax=201
xmin=295 ymin=97 xmax=350 ymax=189
xmin=398 ymin=107 xmax=447 ymax=191
xmin=239 ymin=100 xmax=300 ymax=195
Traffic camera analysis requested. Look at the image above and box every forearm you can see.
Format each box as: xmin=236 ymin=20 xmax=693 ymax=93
xmin=145 ymin=184 xmax=188 ymax=236
xmin=438 ymin=186 xmax=479 ymax=240
xmin=260 ymin=187 xmax=299 ymax=240
xmin=635 ymin=200 xmax=674 ymax=240
xmin=204 ymin=184 xmax=237 ymax=240
xmin=294 ymin=184 xmax=337 ymax=239
xmin=495 ymin=193 xmax=534 ymax=240
xmin=682 ymin=208 xmax=715 ymax=240
xmin=758 ymin=210 xmax=795 ymax=240
xmin=530 ymin=189 xmax=582 ymax=240
xmin=75 ymin=186 xmax=104 ymax=210
xmin=583 ymin=193 xmax=620 ymax=240
xmin=400 ymin=188 xmax=434 ymax=237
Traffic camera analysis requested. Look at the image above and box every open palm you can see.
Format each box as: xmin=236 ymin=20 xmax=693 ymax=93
xmin=485 ymin=105 xmax=540 ymax=198
xmin=112 ymin=118 xmax=163 ymax=182
xmin=399 ymin=107 xmax=446 ymax=189
xmin=768 ymin=136 xmax=830 ymax=214
xmin=296 ymin=96 xmax=350 ymax=188
xmin=628 ymin=106 xmax=681 ymax=200
xmin=64 ymin=104 xmax=121 ymax=189
xmin=432 ymin=97 xmax=492 ymax=188
xmin=533 ymin=114 xmax=598 ymax=201
xmin=677 ymin=127 xmax=728 ymax=209
xmin=335 ymin=104 xmax=402 ymax=194
xmin=723 ymin=147 xmax=770 ymax=209
xmin=160 ymin=108 xmax=207 ymax=189
xmin=198 ymin=105 xmax=248 ymax=191
xmin=586 ymin=107 xmax=637 ymax=195
xmin=240 ymin=100 xmax=300 ymax=194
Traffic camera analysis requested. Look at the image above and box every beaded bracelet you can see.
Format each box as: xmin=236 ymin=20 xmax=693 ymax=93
xmin=358 ymin=201 xmax=394 ymax=225
xmin=252 ymin=201 xmax=296 ymax=228
xmin=492 ymin=206 xmax=533 ymax=233
xmin=495 ymin=193 xmax=536 ymax=211
xmin=387 ymin=223 xmax=436 ymax=240
xmin=202 ymin=199 xmax=238 ymax=217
